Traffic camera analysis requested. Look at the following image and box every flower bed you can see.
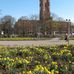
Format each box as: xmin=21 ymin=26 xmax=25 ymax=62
xmin=0 ymin=45 xmax=73 ymax=74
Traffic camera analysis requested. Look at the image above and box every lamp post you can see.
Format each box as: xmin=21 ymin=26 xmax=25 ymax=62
xmin=66 ymin=19 xmax=71 ymax=36
xmin=66 ymin=19 xmax=71 ymax=45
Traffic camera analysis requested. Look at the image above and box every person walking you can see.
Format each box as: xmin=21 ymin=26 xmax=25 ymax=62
xmin=65 ymin=33 xmax=68 ymax=41
xmin=64 ymin=33 xmax=69 ymax=45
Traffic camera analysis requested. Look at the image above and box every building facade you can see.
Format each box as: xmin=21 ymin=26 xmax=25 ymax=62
xmin=15 ymin=0 xmax=71 ymax=37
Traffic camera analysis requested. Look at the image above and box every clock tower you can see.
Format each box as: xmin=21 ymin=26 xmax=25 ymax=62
xmin=40 ymin=0 xmax=51 ymax=20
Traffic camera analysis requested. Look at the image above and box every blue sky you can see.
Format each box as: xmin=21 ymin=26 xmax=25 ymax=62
xmin=0 ymin=0 xmax=74 ymax=22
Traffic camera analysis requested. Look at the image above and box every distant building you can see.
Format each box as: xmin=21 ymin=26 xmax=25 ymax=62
xmin=15 ymin=0 xmax=71 ymax=37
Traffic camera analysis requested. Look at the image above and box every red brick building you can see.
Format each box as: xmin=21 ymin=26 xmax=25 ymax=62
xmin=14 ymin=0 xmax=71 ymax=37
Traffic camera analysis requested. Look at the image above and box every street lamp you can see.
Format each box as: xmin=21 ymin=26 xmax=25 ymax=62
xmin=66 ymin=19 xmax=71 ymax=35
xmin=66 ymin=19 xmax=71 ymax=45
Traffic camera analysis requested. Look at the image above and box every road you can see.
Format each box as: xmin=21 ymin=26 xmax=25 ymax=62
xmin=0 ymin=38 xmax=74 ymax=46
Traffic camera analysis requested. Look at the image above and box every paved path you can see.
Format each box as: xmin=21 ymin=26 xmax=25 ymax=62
xmin=0 ymin=39 xmax=74 ymax=46
xmin=49 ymin=38 xmax=60 ymax=41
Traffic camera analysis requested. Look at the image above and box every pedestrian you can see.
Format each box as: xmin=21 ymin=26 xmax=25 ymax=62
xmin=65 ymin=33 xmax=68 ymax=41
xmin=64 ymin=33 xmax=69 ymax=45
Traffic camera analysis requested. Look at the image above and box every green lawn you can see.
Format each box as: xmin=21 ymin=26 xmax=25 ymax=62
xmin=0 ymin=37 xmax=50 ymax=41
xmin=0 ymin=37 xmax=35 ymax=41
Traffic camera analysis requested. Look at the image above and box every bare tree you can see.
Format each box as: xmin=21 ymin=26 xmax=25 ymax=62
xmin=1 ymin=15 xmax=15 ymax=37
xmin=30 ymin=14 xmax=39 ymax=20
xmin=19 ymin=16 xmax=29 ymax=20
xmin=51 ymin=13 xmax=65 ymax=21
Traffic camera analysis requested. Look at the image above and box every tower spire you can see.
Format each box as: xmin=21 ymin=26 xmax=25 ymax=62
xmin=40 ymin=0 xmax=50 ymax=20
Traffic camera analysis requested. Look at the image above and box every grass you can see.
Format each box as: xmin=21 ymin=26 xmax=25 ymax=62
xmin=0 ymin=37 xmax=50 ymax=41
xmin=0 ymin=37 xmax=36 ymax=41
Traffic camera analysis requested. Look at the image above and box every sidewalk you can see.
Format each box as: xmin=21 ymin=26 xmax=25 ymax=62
xmin=0 ymin=39 xmax=73 ymax=46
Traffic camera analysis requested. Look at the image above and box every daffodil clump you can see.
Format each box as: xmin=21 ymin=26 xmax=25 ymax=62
xmin=0 ymin=45 xmax=73 ymax=74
